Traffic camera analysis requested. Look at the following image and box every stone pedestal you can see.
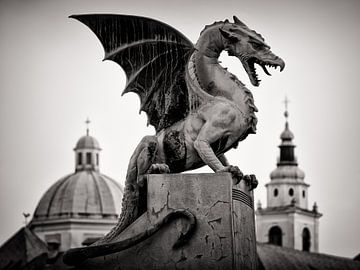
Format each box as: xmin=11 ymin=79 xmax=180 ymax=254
xmin=74 ymin=173 xmax=256 ymax=270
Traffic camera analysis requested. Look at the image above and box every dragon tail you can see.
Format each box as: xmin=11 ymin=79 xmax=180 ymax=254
xmin=95 ymin=136 xmax=157 ymax=245
xmin=95 ymin=146 xmax=143 ymax=245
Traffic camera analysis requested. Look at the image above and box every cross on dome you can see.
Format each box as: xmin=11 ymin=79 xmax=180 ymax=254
xmin=85 ymin=118 xmax=91 ymax=136
xmin=283 ymin=96 xmax=290 ymax=120
xmin=74 ymin=119 xmax=101 ymax=172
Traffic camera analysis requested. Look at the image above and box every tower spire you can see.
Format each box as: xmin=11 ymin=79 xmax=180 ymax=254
xmin=85 ymin=118 xmax=91 ymax=136
xmin=279 ymin=96 xmax=296 ymax=165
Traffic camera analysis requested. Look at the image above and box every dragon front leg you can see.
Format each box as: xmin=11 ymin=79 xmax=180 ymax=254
xmin=193 ymin=122 xmax=243 ymax=184
xmin=218 ymin=154 xmax=230 ymax=166
xmin=194 ymin=139 xmax=224 ymax=172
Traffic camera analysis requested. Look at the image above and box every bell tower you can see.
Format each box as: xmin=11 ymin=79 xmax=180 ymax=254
xmin=256 ymin=98 xmax=322 ymax=252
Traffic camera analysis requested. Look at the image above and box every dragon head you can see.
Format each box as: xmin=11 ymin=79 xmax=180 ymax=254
xmin=220 ymin=16 xmax=285 ymax=86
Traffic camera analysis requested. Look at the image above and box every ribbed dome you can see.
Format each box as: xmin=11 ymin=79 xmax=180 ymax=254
xmin=33 ymin=171 xmax=123 ymax=221
xmin=75 ymin=135 xmax=101 ymax=150
xmin=270 ymin=165 xmax=305 ymax=180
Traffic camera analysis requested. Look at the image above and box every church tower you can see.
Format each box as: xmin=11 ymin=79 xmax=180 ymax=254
xmin=256 ymin=99 xmax=322 ymax=252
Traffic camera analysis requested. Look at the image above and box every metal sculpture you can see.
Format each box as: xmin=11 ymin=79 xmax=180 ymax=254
xmin=64 ymin=14 xmax=284 ymax=265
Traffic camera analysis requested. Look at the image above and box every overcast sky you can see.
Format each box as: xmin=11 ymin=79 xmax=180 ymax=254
xmin=1 ymin=0 xmax=359 ymax=258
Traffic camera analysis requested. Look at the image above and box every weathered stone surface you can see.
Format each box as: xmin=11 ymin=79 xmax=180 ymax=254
xmin=74 ymin=173 xmax=256 ymax=270
xmin=71 ymin=15 xmax=284 ymax=242
xmin=232 ymin=180 xmax=257 ymax=270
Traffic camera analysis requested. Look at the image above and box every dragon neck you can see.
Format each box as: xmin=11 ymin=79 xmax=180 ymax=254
xmin=189 ymin=49 xmax=258 ymax=133
xmin=192 ymin=49 xmax=252 ymax=109
xmin=186 ymin=23 xmax=258 ymax=122
xmin=195 ymin=24 xmax=225 ymax=59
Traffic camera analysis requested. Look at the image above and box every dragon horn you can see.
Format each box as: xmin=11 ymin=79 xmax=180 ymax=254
xmin=233 ymin=16 xmax=248 ymax=28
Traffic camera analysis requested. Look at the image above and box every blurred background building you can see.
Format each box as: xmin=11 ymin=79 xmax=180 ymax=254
xmin=256 ymin=103 xmax=322 ymax=252
xmin=0 ymin=126 xmax=123 ymax=269
xmin=0 ymin=115 xmax=359 ymax=269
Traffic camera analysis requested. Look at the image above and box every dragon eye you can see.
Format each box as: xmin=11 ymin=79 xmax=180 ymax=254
xmin=251 ymin=41 xmax=263 ymax=50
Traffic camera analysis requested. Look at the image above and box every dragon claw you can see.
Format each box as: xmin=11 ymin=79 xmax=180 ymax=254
xmin=218 ymin=166 xmax=258 ymax=190
xmin=148 ymin=164 xmax=170 ymax=174
xmin=243 ymin=174 xmax=258 ymax=191
xmin=218 ymin=165 xmax=243 ymax=185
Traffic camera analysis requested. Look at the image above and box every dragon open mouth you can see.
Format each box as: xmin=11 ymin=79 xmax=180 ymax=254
xmin=244 ymin=57 xmax=285 ymax=87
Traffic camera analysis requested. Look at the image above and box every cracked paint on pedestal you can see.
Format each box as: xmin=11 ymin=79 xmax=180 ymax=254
xmin=76 ymin=173 xmax=256 ymax=270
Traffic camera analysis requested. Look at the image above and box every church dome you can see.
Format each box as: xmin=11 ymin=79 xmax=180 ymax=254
xmin=75 ymin=135 xmax=101 ymax=150
xmin=30 ymin=122 xmax=124 ymax=250
xmin=270 ymin=165 xmax=305 ymax=180
xmin=32 ymin=123 xmax=123 ymax=222
xmin=32 ymin=171 xmax=123 ymax=221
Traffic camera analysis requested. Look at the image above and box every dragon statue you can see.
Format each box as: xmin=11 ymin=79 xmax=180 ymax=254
xmin=63 ymin=14 xmax=285 ymax=265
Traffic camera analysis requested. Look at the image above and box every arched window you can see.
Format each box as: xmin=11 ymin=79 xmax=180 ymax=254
xmin=269 ymin=226 xmax=282 ymax=246
xmin=289 ymin=188 xmax=294 ymax=196
xmin=78 ymin=153 xmax=82 ymax=165
xmin=96 ymin=153 xmax=99 ymax=166
xmin=274 ymin=188 xmax=278 ymax=197
xmin=302 ymin=228 xmax=311 ymax=251
xmin=302 ymin=190 xmax=306 ymax=198
xmin=86 ymin=152 xmax=91 ymax=165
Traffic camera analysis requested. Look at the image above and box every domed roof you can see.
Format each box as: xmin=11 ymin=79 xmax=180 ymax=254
xmin=32 ymin=171 xmax=123 ymax=221
xmin=270 ymin=165 xmax=305 ymax=180
xmin=75 ymin=135 xmax=101 ymax=150
xmin=280 ymin=122 xmax=294 ymax=141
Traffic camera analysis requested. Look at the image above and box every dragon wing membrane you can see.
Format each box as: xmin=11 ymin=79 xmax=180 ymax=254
xmin=70 ymin=14 xmax=194 ymax=132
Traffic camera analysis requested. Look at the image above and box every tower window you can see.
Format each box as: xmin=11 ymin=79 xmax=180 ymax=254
xmin=269 ymin=226 xmax=282 ymax=246
xmin=78 ymin=153 xmax=82 ymax=165
xmin=289 ymin=188 xmax=294 ymax=196
xmin=96 ymin=153 xmax=99 ymax=166
xmin=274 ymin=188 xmax=278 ymax=197
xmin=86 ymin=152 xmax=91 ymax=165
xmin=302 ymin=228 xmax=311 ymax=251
xmin=303 ymin=190 xmax=306 ymax=198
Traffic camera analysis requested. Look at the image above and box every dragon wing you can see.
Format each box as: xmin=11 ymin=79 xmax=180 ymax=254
xmin=70 ymin=14 xmax=194 ymax=132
